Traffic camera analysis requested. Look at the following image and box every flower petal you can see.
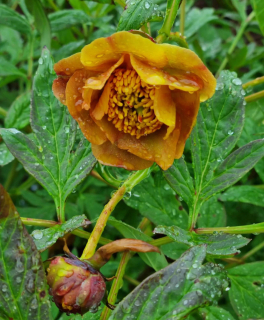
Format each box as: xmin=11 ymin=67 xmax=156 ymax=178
xmin=83 ymin=55 xmax=124 ymax=90
xmin=130 ymin=55 xmax=201 ymax=92
xmin=153 ymin=85 xmax=176 ymax=128
xmin=52 ymin=78 xmax=68 ymax=105
xmin=65 ymin=69 xmax=107 ymax=145
xmin=91 ymin=80 xmax=112 ymax=120
xmin=172 ymin=90 xmax=200 ymax=158
xmin=54 ymin=53 xmax=83 ymax=76
xmin=117 ymin=122 xmax=181 ymax=170
xmin=162 ymin=43 xmax=216 ymax=101
xmin=92 ymin=141 xmax=153 ymax=170
xmin=80 ymin=31 xmax=167 ymax=70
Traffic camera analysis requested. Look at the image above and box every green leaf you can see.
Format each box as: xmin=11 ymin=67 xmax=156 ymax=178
xmin=5 ymin=92 xmax=30 ymax=129
xmin=0 ymin=4 xmax=32 ymax=35
xmin=109 ymin=245 xmax=228 ymax=320
xmin=117 ymin=0 xmax=163 ymax=32
xmin=0 ymin=56 xmax=27 ymax=78
xmin=191 ymin=71 xmax=245 ymax=198
xmin=0 ymin=143 xmax=14 ymax=166
xmin=25 ymin=0 xmax=51 ymax=49
xmin=0 ymin=48 xmax=97 ymax=219
xmin=164 ymin=157 xmax=195 ymax=207
xmin=125 ymin=171 xmax=188 ymax=227
xmin=184 ymin=8 xmax=217 ymax=38
xmin=31 ymin=215 xmax=90 ymax=252
xmin=253 ymin=0 xmax=264 ymax=36
xmin=197 ymin=196 xmax=226 ymax=228
xmin=199 ymin=306 xmax=236 ymax=320
xmin=201 ymin=139 xmax=264 ymax=198
xmin=0 ymin=184 xmax=51 ymax=320
xmin=154 ymin=225 xmax=250 ymax=256
xmin=228 ymin=262 xmax=264 ymax=319
xmin=219 ymin=185 xmax=264 ymax=207
xmin=107 ymin=217 xmax=168 ymax=271
xmin=48 ymin=10 xmax=91 ymax=32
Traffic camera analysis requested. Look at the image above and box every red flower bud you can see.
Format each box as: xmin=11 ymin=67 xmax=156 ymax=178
xmin=47 ymin=256 xmax=105 ymax=315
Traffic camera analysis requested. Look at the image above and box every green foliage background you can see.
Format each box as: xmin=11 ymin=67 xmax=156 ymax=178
xmin=1 ymin=0 xmax=264 ymax=320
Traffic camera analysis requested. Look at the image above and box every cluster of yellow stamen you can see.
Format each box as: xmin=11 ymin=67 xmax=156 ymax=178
xmin=107 ymin=69 xmax=162 ymax=139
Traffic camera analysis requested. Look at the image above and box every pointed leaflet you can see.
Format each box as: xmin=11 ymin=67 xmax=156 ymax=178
xmin=154 ymin=225 xmax=250 ymax=256
xmin=164 ymin=157 xmax=195 ymax=207
xmin=0 ymin=185 xmax=51 ymax=320
xmin=108 ymin=217 xmax=168 ymax=271
xmin=0 ymin=4 xmax=32 ymax=35
xmin=228 ymin=262 xmax=264 ymax=319
xmin=31 ymin=215 xmax=90 ymax=252
xmin=0 ymin=143 xmax=14 ymax=166
xmin=5 ymin=92 xmax=31 ymax=129
xmin=0 ymin=48 xmax=96 ymax=218
xmin=199 ymin=306 xmax=236 ymax=320
xmin=253 ymin=0 xmax=264 ymax=36
xmin=191 ymin=71 xmax=244 ymax=196
xmin=219 ymin=185 xmax=264 ymax=207
xmin=197 ymin=196 xmax=226 ymax=228
xmin=109 ymin=245 xmax=228 ymax=320
xmin=117 ymin=0 xmax=163 ymax=31
xmin=125 ymin=171 xmax=188 ymax=227
xmin=201 ymin=139 xmax=264 ymax=198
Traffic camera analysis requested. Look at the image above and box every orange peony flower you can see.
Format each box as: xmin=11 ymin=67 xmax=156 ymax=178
xmin=53 ymin=31 xmax=216 ymax=170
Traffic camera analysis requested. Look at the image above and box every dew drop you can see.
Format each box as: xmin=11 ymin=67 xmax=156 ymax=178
xmin=32 ymin=230 xmax=43 ymax=240
xmin=232 ymin=78 xmax=242 ymax=86
xmin=38 ymin=58 xmax=43 ymax=65
xmin=228 ymin=130 xmax=234 ymax=136
xmin=145 ymin=1 xmax=150 ymax=9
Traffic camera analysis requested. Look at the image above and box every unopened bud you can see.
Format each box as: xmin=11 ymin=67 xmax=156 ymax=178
xmin=47 ymin=256 xmax=105 ymax=315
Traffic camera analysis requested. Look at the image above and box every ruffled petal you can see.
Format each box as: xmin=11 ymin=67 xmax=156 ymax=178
xmin=83 ymin=55 xmax=124 ymax=90
xmin=80 ymin=31 xmax=167 ymax=70
xmin=65 ymin=69 xmax=107 ymax=145
xmin=162 ymin=44 xmax=216 ymax=101
xmin=117 ymin=122 xmax=181 ymax=170
xmin=92 ymin=141 xmax=153 ymax=170
xmin=54 ymin=53 xmax=84 ymax=76
xmin=130 ymin=55 xmax=201 ymax=92
xmin=91 ymin=80 xmax=111 ymax=120
xmin=153 ymin=86 xmax=176 ymax=133
xmin=52 ymin=78 xmax=68 ymax=105
xmin=171 ymin=90 xmax=200 ymax=158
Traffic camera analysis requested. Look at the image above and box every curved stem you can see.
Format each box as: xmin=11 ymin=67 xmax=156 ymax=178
xmin=157 ymin=0 xmax=182 ymax=43
xmin=100 ymin=251 xmax=131 ymax=320
xmin=243 ymin=76 xmax=264 ymax=89
xmin=245 ymin=90 xmax=264 ymax=103
xmin=180 ymin=0 xmax=186 ymax=36
xmin=4 ymin=160 xmax=18 ymax=190
xmin=0 ymin=107 xmax=7 ymax=117
xmin=241 ymin=241 xmax=264 ymax=261
xmin=195 ymin=222 xmax=264 ymax=235
xmin=216 ymin=11 xmax=255 ymax=78
xmin=81 ymin=168 xmax=151 ymax=259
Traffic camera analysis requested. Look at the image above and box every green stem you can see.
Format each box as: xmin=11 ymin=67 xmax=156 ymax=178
xmin=21 ymin=217 xmax=111 ymax=245
xmin=243 ymin=76 xmax=264 ymax=89
xmin=15 ymin=176 xmax=35 ymax=195
xmin=27 ymin=35 xmax=34 ymax=91
xmin=56 ymin=198 xmax=65 ymax=223
xmin=242 ymin=241 xmax=264 ymax=261
xmin=216 ymin=11 xmax=255 ymax=78
xmin=114 ymin=0 xmax=126 ymax=8
xmin=123 ymin=275 xmax=140 ymax=286
xmin=100 ymin=252 xmax=131 ymax=320
xmin=47 ymin=0 xmax=59 ymax=11
xmin=245 ymin=90 xmax=264 ymax=103
xmin=180 ymin=0 xmax=186 ymax=36
xmin=149 ymin=236 xmax=173 ymax=247
xmin=157 ymin=0 xmax=182 ymax=43
xmin=195 ymin=222 xmax=264 ymax=235
xmin=0 ymin=107 xmax=7 ymax=117
xmin=21 ymin=217 xmax=58 ymax=227
xmin=4 ymin=160 xmax=18 ymax=190
xmin=81 ymin=168 xmax=151 ymax=259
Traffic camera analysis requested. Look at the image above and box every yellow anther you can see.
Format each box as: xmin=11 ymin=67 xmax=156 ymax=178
xmin=106 ymin=68 xmax=162 ymax=138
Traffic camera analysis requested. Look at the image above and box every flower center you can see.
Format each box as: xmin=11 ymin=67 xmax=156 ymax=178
xmin=107 ymin=69 xmax=162 ymax=139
